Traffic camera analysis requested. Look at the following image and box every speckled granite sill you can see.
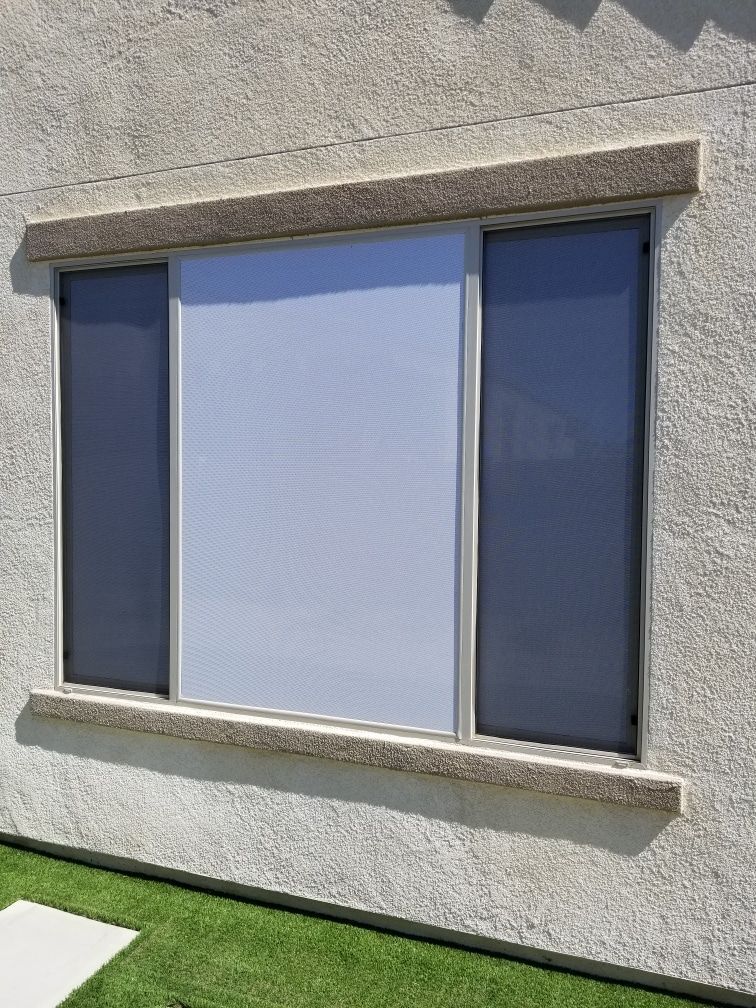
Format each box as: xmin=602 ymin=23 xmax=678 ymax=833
xmin=30 ymin=689 xmax=685 ymax=813
xmin=25 ymin=138 xmax=701 ymax=261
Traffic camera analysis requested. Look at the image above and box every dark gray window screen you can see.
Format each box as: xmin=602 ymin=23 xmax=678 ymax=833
xmin=60 ymin=264 xmax=169 ymax=694
xmin=476 ymin=216 xmax=650 ymax=754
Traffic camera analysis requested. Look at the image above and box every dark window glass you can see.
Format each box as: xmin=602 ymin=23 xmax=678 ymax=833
xmin=60 ymin=264 xmax=169 ymax=693
xmin=476 ymin=216 xmax=650 ymax=753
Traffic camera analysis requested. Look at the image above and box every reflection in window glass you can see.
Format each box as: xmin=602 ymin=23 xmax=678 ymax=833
xmin=60 ymin=264 xmax=169 ymax=693
xmin=476 ymin=217 xmax=650 ymax=753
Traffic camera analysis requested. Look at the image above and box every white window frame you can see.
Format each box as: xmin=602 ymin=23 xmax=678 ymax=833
xmin=50 ymin=198 xmax=660 ymax=766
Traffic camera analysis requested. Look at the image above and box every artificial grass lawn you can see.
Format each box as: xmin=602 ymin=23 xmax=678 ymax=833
xmin=0 ymin=843 xmax=713 ymax=1008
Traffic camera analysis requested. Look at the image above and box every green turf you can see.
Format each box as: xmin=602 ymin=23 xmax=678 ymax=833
xmin=0 ymin=842 xmax=712 ymax=1008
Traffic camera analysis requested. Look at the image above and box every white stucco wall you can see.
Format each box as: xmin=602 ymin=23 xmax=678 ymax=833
xmin=1 ymin=1 xmax=755 ymax=999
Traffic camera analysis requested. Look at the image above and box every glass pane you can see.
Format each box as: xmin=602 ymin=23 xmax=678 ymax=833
xmin=60 ymin=264 xmax=169 ymax=693
xmin=476 ymin=217 xmax=649 ymax=753
xmin=179 ymin=232 xmax=465 ymax=730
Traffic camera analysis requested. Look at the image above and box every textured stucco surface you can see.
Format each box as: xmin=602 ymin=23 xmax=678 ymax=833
xmin=0 ymin=0 xmax=755 ymax=194
xmin=29 ymin=690 xmax=685 ymax=812
xmin=2 ymin=4 xmax=756 ymax=1000
xmin=25 ymin=139 xmax=701 ymax=259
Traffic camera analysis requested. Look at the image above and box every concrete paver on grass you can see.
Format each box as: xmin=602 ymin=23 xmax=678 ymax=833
xmin=0 ymin=899 xmax=137 ymax=1007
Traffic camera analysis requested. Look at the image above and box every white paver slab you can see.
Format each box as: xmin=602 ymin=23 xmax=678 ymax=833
xmin=0 ymin=899 xmax=137 ymax=1007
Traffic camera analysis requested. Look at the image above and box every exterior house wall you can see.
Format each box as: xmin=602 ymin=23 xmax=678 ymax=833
xmin=1 ymin=2 xmax=755 ymax=1000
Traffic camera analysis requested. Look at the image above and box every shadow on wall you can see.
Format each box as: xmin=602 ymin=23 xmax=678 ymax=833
xmin=9 ymin=240 xmax=50 ymax=298
xmin=447 ymin=0 xmax=496 ymax=23
xmin=449 ymin=0 xmax=756 ymax=48
xmin=15 ymin=704 xmax=673 ymax=858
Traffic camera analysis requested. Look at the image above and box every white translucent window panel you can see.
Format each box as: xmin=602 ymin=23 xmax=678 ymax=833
xmin=179 ymin=231 xmax=465 ymax=731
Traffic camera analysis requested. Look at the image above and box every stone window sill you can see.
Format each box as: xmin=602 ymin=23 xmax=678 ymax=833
xmin=25 ymin=138 xmax=701 ymax=261
xmin=29 ymin=689 xmax=684 ymax=813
